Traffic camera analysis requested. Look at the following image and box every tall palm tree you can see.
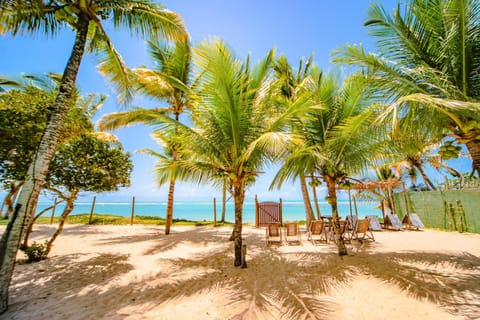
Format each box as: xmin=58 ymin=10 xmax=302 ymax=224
xmin=152 ymin=39 xmax=311 ymax=266
xmin=99 ymin=39 xmax=193 ymax=235
xmin=0 ymin=1 xmax=185 ymax=313
xmin=271 ymin=54 xmax=317 ymax=224
xmin=334 ymin=0 xmax=480 ymax=176
xmin=273 ymin=72 xmax=387 ymax=255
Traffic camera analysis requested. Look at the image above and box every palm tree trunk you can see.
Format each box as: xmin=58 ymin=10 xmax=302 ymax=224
xmin=0 ymin=14 xmax=90 ymax=314
xmin=325 ymin=175 xmax=347 ymax=256
xmin=415 ymin=164 xmax=437 ymax=191
xmin=311 ymin=185 xmax=322 ymax=220
xmin=164 ymin=178 xmax=175 ymax=235
xmin=165 ymin=113 xmax=180 ymax=235
xmin=232 ymin=179 xmax=245 ymax=267
xmin=466 ymin=140 xmax=480 ymax=177
xmin=45 ymin=196 xmax=76 ymax=256
xmin=300 ymin=174 xmax=315 ymax=225
xmin=22 ymin=198 xmax=65 ymax=249
xmin=221 ymin=179 xmax=227 ymax=223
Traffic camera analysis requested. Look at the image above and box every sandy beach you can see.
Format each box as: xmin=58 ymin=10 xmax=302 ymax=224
xmin=1 ymin=224 xmax=479 ymax=320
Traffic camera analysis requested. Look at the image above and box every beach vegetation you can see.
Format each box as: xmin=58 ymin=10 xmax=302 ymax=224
xmin=145 ymin=39 xmax=314 ymax=266
xmin=99 ymin=39 xmax=194 ymax=236
xmin=333 ymin=0 xmax=480 ymax=177
xmin=0 ymin=75 xmax=96 ymax=219
xmin=22 ymin=134 xmax=133 ymax=256
xmin=22 ymin=240 xmax=48 ymax=263
xmin=270 ymin=54 xmax=317 ymax=223
xmin=0 ymin=1 xmax=186 ymax=313
xmin=272 ymin=71 xmax=388 ymax=255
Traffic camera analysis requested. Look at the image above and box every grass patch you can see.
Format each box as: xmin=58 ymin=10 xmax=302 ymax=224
xmin=1 ymin=214 xmax=234 ymax=226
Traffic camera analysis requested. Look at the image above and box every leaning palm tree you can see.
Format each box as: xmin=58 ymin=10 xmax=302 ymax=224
xmin=99 ymin=39 xmax=193 ymax=235
xmin=273 ymin=72 xmax=387 ymax=255
xmin=334 ymin=0 xmax=480 ymax=176
xmin=0 ymin=1 xmax=185 ymax=313
xmin=153 ymin=39 xmax=311 ymax=266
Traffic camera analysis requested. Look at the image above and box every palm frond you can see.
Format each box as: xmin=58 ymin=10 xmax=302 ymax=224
xmin=94 ymin=28 xmax=135 ymax=105
xmin=97 ymin=107 xmax=170 ymax=131
xmin=106 ymin=0 xmax=187 ymax=41
xmin=0 ymin=1 xmax=63 ymax=36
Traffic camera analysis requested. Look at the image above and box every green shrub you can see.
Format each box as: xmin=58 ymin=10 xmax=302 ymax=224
xmin=23 ymin=241 xmax=48 ymax=263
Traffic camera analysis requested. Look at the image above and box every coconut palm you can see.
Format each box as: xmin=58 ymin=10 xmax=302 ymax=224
xmin=151 ymin=39 xmax=311 ymax=266
xmin=273 ymin=71 xmax=387 ymax=255
xmin=0 ymin=1 xmax=185 ymax=313
xmin=333 ymin=0 xmax=480 ymax=176
xmin=99 ymin=39 xmax=193 ymax=235
xmin=271 ymin=54 xmax=316 ymax=223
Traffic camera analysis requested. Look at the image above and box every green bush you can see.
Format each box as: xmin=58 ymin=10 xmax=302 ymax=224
xmin=23 ymin=241 xmax=48 ymax=263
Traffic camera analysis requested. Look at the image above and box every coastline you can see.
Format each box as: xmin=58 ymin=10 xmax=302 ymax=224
xmin=1 ymin=224 xmax=479 ymax=319
xmin=34 ymin=199 xmax=383 ymax=224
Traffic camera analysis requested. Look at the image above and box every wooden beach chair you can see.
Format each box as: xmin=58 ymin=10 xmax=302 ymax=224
xmin=350 ymin=218 xmax=375 ymax=242
xmin=284 ymin=222 xmax=301 ymax=245
xmin=402 ymin=213 xmax=424 ymax=230
xmin=366 ymin=215 xmax=382 ymax=231
xmin=385 ymin=213 xmax=403 ymax=231
xmin=265 ymin=223 xmax=282 ymax=245
xmin=307 ymin=220 xmax=328 ymax=245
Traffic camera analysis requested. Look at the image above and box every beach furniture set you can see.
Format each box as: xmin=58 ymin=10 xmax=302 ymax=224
xmin=265 ymin=217 xmax=377 ymax=246
xmin=258 ymin=197 xmax=424 ymax=246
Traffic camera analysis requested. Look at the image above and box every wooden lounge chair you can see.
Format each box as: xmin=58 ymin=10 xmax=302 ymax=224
xmin=307 ymin=220 xmax=328 ymax=245
xmin=385 ymin=213 xmax=403 ymax=231
xmin=366 ymin=215 xmax=382 ymax=231
xmin=350 ymin=218 xmax=375 ymax=242
xmin=284 ymin=222 xmax=301 ymax=245
xmin=329 ymin=220 xmax=350 ymax=243
xmin=265 ymin=223 xmax=282 ymax=245
xmin=402 ymin=213 xmax=424 ymax=230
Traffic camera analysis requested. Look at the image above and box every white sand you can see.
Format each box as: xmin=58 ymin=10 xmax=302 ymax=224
xmin=1 ymin=224 xmax=479 ymax=319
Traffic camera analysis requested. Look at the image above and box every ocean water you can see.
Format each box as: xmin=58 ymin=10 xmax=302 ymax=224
xmin=35 ymin=199 xmax=382 ymax=223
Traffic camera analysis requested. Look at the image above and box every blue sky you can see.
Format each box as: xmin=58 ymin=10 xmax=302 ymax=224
xmin=1 ymin=0 xmax=471 ymax=203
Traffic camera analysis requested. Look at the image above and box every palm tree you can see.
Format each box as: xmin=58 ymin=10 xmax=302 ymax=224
xmin=271 ymin=54 xmax=316 ymax=224
xmin=99 ymin=39 xmax=193 ymax=235
xmin=273 ymin=72 xmax=387 ymax=255
xmin=152 ymin=39 xmax=311 ymax=266
xmin=333 ymin=0 xmax=480 ymax=176
xmin=0 ymin=1 xmax=185 ymax=313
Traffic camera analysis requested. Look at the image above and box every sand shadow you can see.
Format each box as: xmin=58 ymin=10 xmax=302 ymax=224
xmin=5 ymin=226 xmax=480 ymax=319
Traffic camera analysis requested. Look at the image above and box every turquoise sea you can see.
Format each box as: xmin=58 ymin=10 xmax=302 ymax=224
xmin=35 ymin=199 xmax=382 ymax=223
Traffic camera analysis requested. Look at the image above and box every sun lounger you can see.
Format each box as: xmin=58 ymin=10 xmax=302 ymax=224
xmin=402 ymin=213 xmax=424 ymax=230
xmin=366 ymin=215 xmax=382 ymax=231
xmin=265 ymin=223 xmax=282 ymax=245
xmin=284 ymin=222 xmax=301 ymax=245
xmin=350 ymin=218 xmax=375 ymax=242
xmin=386 ymin=213 xmax=403 ymax=230
xmin=307 ymin=220 xmax=328 ymax=245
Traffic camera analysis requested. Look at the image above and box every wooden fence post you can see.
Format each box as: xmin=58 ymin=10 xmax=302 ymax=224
xmin=255 ymin=195 xmax=259 ymax=228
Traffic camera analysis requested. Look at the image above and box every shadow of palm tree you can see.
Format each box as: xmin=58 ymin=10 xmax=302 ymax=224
xmin=3 ymin=253 xmax=133 ymax=320
xmin=104 ymin=230 xmax=480 ymax=318
xmin=4 ymin=227 xmax=480 ymax=319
